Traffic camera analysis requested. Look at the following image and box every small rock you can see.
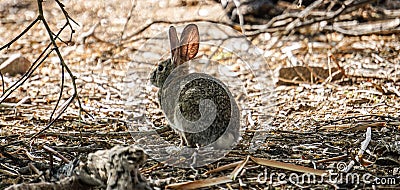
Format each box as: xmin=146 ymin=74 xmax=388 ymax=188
xmin=0 ymin=53 xmax=31 ymax=76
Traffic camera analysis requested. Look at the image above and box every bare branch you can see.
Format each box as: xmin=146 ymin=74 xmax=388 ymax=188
xmin=0 ymin=17 xmax=40 ymax=51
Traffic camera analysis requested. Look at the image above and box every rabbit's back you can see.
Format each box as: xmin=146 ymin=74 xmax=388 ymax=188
xmin=176 ymin=73 xmax=238 ymax=147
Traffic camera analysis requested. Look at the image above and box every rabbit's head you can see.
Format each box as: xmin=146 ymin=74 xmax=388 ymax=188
xmin=150 ymin=24 xmax=199 ymax=88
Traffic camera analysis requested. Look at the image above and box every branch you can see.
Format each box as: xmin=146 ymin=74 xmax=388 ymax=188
xmin=0 ymin=18 xmax=40 ymax=51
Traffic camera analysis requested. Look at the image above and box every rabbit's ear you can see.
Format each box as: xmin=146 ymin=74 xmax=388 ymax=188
xmin=168 ymin=26 xmax=180 ymax=65
xmin=179 ymin=24 xmax=199 ymax=64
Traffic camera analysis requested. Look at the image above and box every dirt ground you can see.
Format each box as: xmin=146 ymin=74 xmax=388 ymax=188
xmin=0 ymin=0 xmax=399 ymax=189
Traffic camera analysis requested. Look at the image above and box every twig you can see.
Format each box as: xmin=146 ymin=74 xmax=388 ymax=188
xmin=328 ymin=18 xmax=400 ymax=35
xmin=120 ymin=0 xmax=137 ymax=43
xmin=232 ymin=0 xmax=245 ymax=33
xmin=122 ymin=19 xmax=235 ymax=42
xmin=0 ymin=18 xmax=40 ymax=51
xmin=0 ymin=43 xmax=53 ymax=103
xmin=284 ymin=0 xmax=324 ymax=33
xmin=31 ymin=0 xmax=89 ymax=139
xmin=49 ymin=53 xmax=67 ymax=121
xmin=0 ymin=71 xmax=4 ymax=94
xmin=54 ymin=0 xmax=79 ymax=41
xmin=0 ymin=0 xmax=88 ymax=138
xmin=245 ymin=0 xmax=376 ymax=38
xmin=78 ymin=22 xmax=99 ymax=44
xmin=323 ymin=114 xmax=400 ymax=125
xmin=43 ymin=145 xmax=70 ymax=163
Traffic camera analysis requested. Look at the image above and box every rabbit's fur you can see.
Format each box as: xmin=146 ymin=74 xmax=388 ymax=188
xmin=150 ymin=24 xmax=239 ymax=148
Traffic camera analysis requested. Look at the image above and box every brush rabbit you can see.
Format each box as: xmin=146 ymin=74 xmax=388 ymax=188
xmin=150 ymin=24 xmax=239 ymax=148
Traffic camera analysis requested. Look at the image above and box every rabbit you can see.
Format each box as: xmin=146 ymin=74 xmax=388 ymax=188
xmin=150 ymin=24 xmax=239 ymax=148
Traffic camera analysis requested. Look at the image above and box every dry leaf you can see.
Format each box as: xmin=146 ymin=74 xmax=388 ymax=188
xmin=250 ymin=156 xmax=327 ymax=176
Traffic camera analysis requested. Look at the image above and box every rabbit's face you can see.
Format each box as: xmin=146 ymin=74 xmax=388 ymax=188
xmin=150 ymin=58 xmax=175 ymax=88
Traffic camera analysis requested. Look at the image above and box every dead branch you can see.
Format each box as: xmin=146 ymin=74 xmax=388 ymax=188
xmin=4 ymin=145 xmax=150 ymax=190
xmin=0 ymin=0 xmax=88 ymax=139
xmin=229 ymin=0 xmax=399 ymax=37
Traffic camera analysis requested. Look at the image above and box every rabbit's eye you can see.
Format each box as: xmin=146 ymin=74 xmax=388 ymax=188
xmin=158 ymin=65 xmax=164 ymax=71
